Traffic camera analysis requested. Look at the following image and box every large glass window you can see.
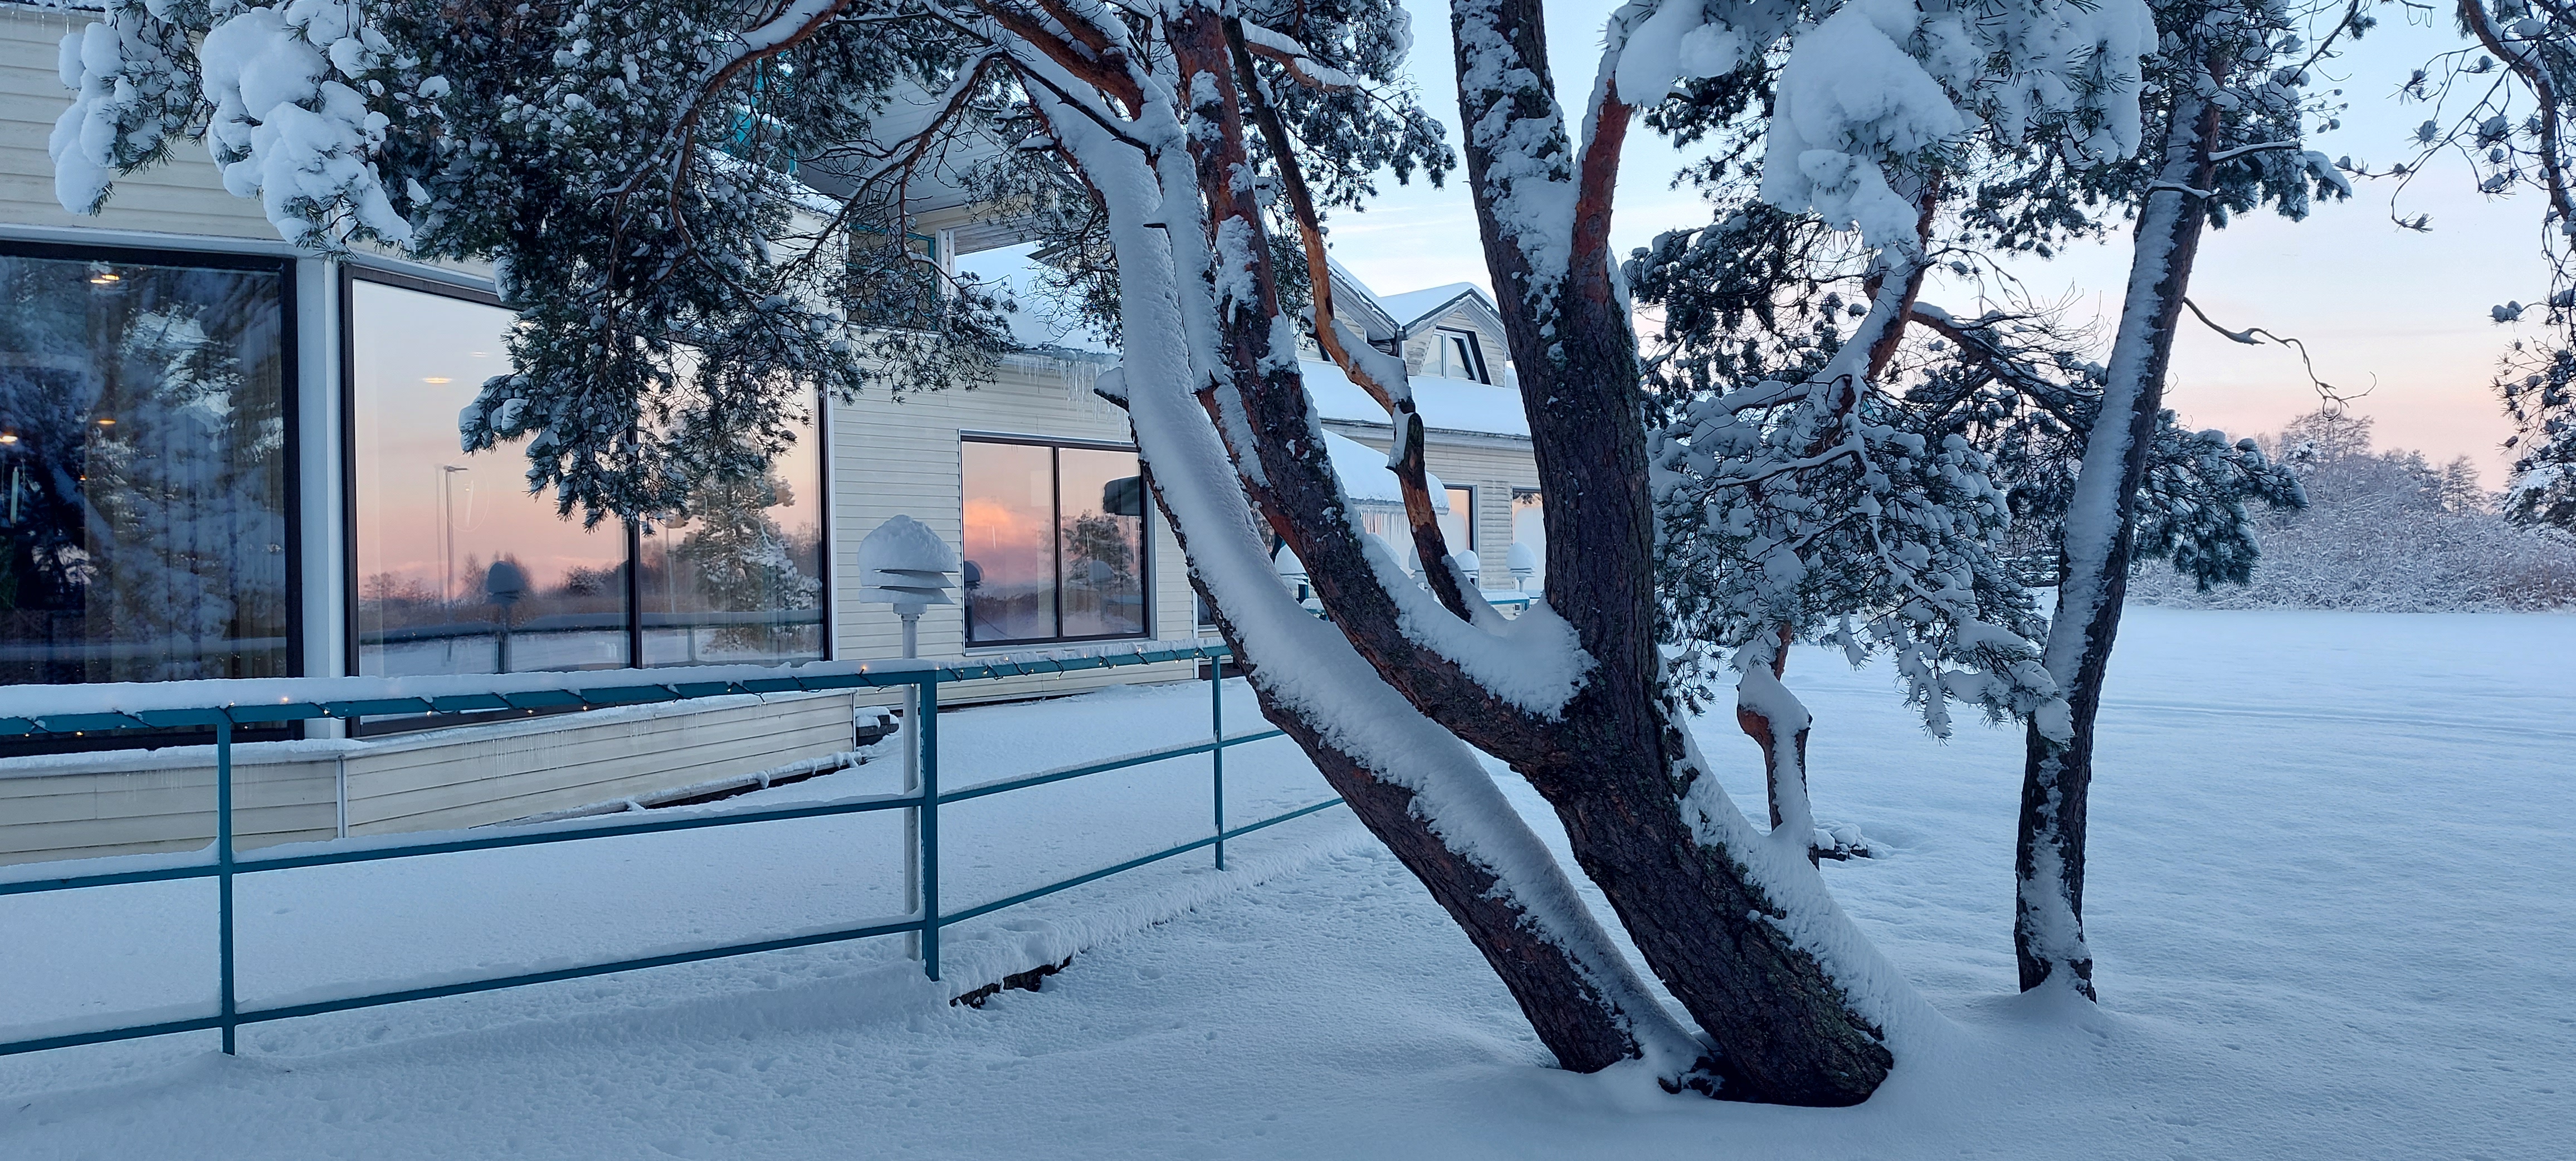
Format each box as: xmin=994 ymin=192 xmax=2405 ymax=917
xmin=349 ymin=278 xmax=630 ymax=676
xmin=637 ymin=428 xmax=826 ymax=665
xmin=0 ymin=246 xmax=291 ymax=687
xmin=348 ymin=275 xmax=826 ymax=680
xmin=961 ymin=438 xmax=1148 ymax=645
xmin=1441 ymin=485 xmax=1476 ymax=553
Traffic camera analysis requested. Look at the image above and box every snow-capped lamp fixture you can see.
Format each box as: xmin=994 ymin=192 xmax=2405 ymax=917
xmin=856 ymin=515 xmax=958 ymax=862
xmin=1506 ymin=542 xmax=1539 ymax=589
xmin=484 ymin=559 xmax=530 ymax=671
xmin=856 ymin=515 xmax=958 ymax=661
xmin=1450 ymin=550 xmax=1481 ymax=589
xmin=1274 ymin=542 xmax=1311 ymax=604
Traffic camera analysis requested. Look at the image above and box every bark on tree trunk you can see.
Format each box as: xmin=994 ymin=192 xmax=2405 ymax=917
xmin=1440 ymin=0 xmax=1891 ymax=1105
xmin=1179 ymin=575 xmax=1657 ymax=1071
xmin=2016 ymin=56 xmax=2224 ymax=997
xmin=1124 ymin=3 xmax=1674 ymax=1077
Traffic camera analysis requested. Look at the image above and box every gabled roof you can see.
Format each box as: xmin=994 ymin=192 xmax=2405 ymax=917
xmin=1375 ymin=283 xmax=1499 ymax=335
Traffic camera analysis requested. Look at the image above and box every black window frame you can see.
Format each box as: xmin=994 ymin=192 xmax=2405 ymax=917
xmin=959 ymin=432 xmax=1154 ymax=648
xmin=1443 ymin=484 xmax=1477 ymax=552
xmin=1433 ymin=326 xmax=1490 ymax=383
xmin=339 ymin=266 xmax=832 ymax=735
xmin=0 ymin=238 xmax=303 ymax=755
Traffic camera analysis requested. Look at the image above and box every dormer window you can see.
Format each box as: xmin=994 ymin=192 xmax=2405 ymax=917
xmin=1434 ymin=328 xmax=1490 ymax=383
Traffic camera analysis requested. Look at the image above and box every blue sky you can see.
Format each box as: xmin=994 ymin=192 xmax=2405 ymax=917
xmin=1324 ymin=2 xmax=2548 ymax=482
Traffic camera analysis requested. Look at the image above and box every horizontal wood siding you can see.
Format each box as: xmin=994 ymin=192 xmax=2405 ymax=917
xmin=343 ymin=694 xmax=855 ymax=832
xmin=0 ymin=695 xmax=857 ymax=866
xmin=0 ymin=758 xmax=340 ymax=865
xmin=1326 ymin=428 xmax=1540 ymax=590
xmin=1 ymin=8 xmax=283 ymax=240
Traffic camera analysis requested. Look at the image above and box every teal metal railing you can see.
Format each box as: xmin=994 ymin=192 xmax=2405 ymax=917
xmin=0 ymin=643 xmax=1332 ymax=1059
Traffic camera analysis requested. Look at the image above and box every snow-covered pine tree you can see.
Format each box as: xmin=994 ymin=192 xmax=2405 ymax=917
xmin=54 ymin=0 xmax=1712 ymax=1095
xmin=1633 ymin=216 xmax=2304 ymax=856
xmin=2012 ymin=0 xmax=2357 ymax=996
xmin=2496 ymin=344 xmax=2576 ymax=527
xmin=1624 ymin=2 xmax=2187 ymax=859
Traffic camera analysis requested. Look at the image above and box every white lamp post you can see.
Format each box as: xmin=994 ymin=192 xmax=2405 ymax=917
xmin=857 ymin=514 xmax=959 ymax=661
xmin=1506 ymin=542 xmax=1539 ymax=590
xmin=857 ymin=515 xmax=957 ymax=958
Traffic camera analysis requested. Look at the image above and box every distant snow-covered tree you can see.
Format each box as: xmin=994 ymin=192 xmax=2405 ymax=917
xmin=2133 ymin=409 xmax=2576 ymax=608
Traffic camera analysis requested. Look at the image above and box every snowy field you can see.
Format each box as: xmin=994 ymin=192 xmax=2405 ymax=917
xmin=2 ymin=608 xmax=2569 ymax=1159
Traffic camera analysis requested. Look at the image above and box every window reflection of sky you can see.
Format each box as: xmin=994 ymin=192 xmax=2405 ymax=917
xmin=962 ymin=440 xmax=1146 ymax=644
xmin=350 ymin=281 xmax=623 ymax=598
xmin=962 ymin=441 xmax=1055 ymax=643
xmin=350 ymin=280 xmax=628 ymax=675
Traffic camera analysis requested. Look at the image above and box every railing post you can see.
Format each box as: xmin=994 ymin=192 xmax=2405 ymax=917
xmin=1210 ymin=655 xmax=1226 ymax=871
xmin=216 ymin=718 xmax=237 ymax=1056
xmin=901 ymin=692 xmax=921 ymax=963
xmin=918 ymin=675 xmax=940 ymax=982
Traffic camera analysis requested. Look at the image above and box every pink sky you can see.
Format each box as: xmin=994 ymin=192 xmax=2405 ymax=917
xmin=1331 ymin=3 xmax=2545 ymax=486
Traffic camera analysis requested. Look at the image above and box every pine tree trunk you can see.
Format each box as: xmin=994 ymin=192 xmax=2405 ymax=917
xmin=2016 ymin=57 xmax=2224 ymax=997
xmin=1079 ymin=4 xmax=1690 ymax=1079
xmin=1238 ymin=655 xmax=1661 ymax=1074
xmin=1439 ymin=0 xmax=1891 ymax=1105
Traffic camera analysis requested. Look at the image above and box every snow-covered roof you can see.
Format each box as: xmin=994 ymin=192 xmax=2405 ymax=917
xmin=1300 ymin=360 xmax=1528 ymax=440
xmin=1323 ymin=258 xmax=1403 ymax=343
xmin=953 ymin=242 xmax=1116 ymax=357
xmin=945 ymin=248 xmax=1520 ymax=437
xmin=1324 ymin=430 xmax=1450 ymax=509
xmin=1375 ymin=283 xmax=1494 ymax=331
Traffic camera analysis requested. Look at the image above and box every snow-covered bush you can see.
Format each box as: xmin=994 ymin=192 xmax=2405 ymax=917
xmin=2496 ymin=342 xmax=2576 ymax=531
xmin=2133 ymin=411 xmax=2576 ymax=611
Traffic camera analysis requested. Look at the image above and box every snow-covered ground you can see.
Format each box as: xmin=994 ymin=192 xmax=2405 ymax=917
xmin=2 ymin=608 xmax=2569 ymax=1158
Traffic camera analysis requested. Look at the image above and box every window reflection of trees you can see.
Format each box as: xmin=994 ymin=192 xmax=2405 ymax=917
xmin=0 ymin=252 xmax=288 ymax=686
xmin=640 ymin=462 xmax=824 ymax=664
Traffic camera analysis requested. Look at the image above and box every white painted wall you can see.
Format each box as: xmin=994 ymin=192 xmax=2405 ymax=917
xmin=828 ymin=353 xmax=1205 ymax=705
